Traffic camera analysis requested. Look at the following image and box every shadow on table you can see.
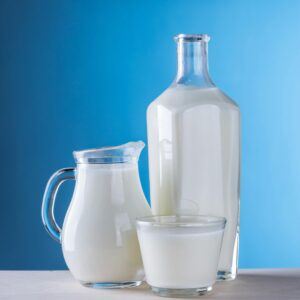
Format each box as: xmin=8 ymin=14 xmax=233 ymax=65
xmin=119 ymin=272 xmax=300 ymax=300
xmin=213 ymin=271 xmax=300 ymax=300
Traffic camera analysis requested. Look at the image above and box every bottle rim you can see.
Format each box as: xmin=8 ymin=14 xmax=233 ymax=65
xmin=174 ymin=34 xmax=210 ymax=42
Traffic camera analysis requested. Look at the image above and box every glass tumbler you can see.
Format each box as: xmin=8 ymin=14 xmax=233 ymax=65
xmin=136 ymin=215 xmax=226 ymax=297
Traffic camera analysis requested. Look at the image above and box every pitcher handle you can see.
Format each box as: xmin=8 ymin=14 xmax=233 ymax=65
xmin=41 ymin=168 xmax=76 ymax=243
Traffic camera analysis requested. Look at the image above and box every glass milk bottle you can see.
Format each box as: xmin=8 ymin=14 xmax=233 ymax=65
xmin=147 ymin=34 xmax=240 ymax=280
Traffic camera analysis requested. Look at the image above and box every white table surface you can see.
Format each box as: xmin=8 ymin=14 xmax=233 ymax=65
xmin=0 ymin=269 xmax=299 ymax=300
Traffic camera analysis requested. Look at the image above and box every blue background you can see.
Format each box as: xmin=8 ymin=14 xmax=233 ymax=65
xmin=0 ymin=0 xmax=300 ymax=270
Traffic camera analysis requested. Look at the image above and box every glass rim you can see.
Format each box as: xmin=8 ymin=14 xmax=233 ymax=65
xmin=174 ymin=34 xmax=210 ymax=42
xmin=136 ymin=215 xmax=226 ymax=228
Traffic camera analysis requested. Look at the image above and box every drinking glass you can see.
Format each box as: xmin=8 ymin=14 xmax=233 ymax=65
xmin=136 ymin=215 xmax=226 ymax=297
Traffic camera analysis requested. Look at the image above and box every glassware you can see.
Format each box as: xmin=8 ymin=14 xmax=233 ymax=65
xmin=41 ymin=141 xmax=151 ymax=288
xmin=136 ymin=215 xmax=226 ymax=297
xmin=147 ymin=34 xmax=240 ymax=280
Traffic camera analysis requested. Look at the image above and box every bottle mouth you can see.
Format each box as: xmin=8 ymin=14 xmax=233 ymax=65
xmin=174 ymin=34 xmax=210 ymax=42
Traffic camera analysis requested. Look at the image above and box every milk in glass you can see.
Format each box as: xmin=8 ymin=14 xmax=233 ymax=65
xmin=136 ymin=215 xmax=226 ymax=297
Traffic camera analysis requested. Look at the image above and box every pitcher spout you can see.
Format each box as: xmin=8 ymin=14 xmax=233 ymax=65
xmin=126 ymin=141 xmax=145 ymax=160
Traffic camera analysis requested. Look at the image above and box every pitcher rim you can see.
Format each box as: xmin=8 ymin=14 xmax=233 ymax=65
xmin=73 ymin=141 xmax=145 ymax=164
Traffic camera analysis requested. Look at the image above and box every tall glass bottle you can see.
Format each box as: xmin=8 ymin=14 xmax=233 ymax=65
xmin=147 ymin=34 xmax=240 ymax=280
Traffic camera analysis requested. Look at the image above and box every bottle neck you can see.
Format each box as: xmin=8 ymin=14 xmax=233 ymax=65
xmin=174 ymin=35 xmax=214 ymax=87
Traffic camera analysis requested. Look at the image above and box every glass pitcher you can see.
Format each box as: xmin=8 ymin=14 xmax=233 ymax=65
xmin=41 ymin=141 xmax=151 ymax=288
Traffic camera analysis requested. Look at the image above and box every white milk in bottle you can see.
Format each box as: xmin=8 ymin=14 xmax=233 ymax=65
xmin=147 ymin=34 xmax=240 ymax=280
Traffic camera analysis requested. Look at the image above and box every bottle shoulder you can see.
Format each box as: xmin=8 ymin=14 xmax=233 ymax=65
xmin=148 ymin=85 xmax=239 ymax=113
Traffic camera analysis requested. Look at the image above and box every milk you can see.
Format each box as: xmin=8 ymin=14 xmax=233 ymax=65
xmin=147 ymin=85 xmax=240 ymax=275
xmin=61 ymin=163 xmax=151 ymax=283
xmin=137 ymin=226 xmax=224 ymax=289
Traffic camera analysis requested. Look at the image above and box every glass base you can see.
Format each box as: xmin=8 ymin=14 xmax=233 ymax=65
xmin=151 ymin=286 xmax=212 ymax=297
xmin=217 ymin=270 xmax=236 ymax=281
xmin=80 ymin=280 xmax=142 ymax=289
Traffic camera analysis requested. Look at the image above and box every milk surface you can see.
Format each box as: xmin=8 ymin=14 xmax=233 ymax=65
xmin=147 ymin=85 xmax=240 ymax=273
xmin=61 ymin=163 xmax=151 ymax=283
xmin=137 ymin=227 xmax=224 ymax=289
